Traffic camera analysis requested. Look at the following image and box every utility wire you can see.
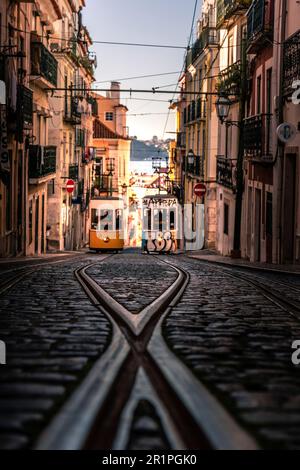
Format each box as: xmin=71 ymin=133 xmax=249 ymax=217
xmin=94 ymin=71 xmax=181 ymax=84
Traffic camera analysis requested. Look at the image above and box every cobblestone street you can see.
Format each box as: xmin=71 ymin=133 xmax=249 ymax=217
xmin=1 ymin=251 xmax=300 ymax=450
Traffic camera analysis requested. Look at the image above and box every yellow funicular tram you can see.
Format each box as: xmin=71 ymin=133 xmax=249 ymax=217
xmin=89 ymin=197 xmax=125 ymax=252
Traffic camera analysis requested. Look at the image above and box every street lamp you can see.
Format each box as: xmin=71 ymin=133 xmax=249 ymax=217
xmin=106 ymin=157 xmax=115 ymax=175
xmin=187 ymin=149 xmax=195 ymax=166
xmin=215 ymin=95 xmax=231 ymax=124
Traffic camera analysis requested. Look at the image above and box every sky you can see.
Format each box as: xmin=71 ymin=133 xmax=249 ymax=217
xmin=83 ymin=0 xmax=202 ymax=141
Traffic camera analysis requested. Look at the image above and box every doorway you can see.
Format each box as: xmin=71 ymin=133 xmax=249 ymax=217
xmin=254 ymin=189 xmax=261 ymax=262
xmin=283 ymin=154 xmax=296 ymax=262
xmin=266 ymin=192 xmax=273 ymax=263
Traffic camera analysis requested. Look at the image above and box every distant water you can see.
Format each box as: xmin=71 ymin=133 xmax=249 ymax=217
xmin=130 ymin=160 xmax=154 ymax=175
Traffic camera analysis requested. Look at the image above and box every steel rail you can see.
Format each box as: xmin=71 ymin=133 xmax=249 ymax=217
xmin=35 ymin=255 xmax=259 ymax=451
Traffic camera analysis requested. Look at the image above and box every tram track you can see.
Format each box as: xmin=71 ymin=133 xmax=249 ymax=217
xmin=190 ymin=258 xmax=300 ymax=321
xmin=0 ymin=253 xmax=84 ymax=297
xmin=35 ymin=255 xmax=258 ymax=451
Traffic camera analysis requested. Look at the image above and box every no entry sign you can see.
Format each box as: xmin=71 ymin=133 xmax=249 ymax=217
xmin=66 ymin=179 xmax=75 ymax=194
xmin=194 ymin=183 xmax=206 ymax=198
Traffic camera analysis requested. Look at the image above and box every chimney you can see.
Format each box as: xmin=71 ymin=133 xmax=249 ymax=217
xmin=110 ymin=81 xmax=120 ymax=102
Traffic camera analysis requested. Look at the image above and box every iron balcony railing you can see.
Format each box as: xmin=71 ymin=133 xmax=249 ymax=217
xmin=186 ymin=27 xmax=218 ymax=67
xmin=87 ymin=96 xmax=98 ymax=116
xmin=31 ymin=40 xmax=58 ymax=87
xmin=28 ymin=145 xmax=56 ymax=179
xmin=69 ymin=164 xmax=79 ymax=180
xmin=243 ymin=113 xmax=273 ymax=162
xmin=64 ymin=96 xmax=81 ymax=124
xmin=283 ymin=29 xmax=300 ymax=97
xmin=216 ymin=156 xmax=235 ymax=189
xmin=217 ymin=0 xmax=252 ymax=28
xmin=17 ymin=85 xmax=33 ymax=128
xmin=186 ymin=155 xmax=205 ymax=178
xmin=176 ymin=132 xmax=186 ymax=148
xmin=184 ymin=99 xmax=207 ymax=125
xmin=247 ymin=0 xmax=274 ymax=53
xmin=217 ymin=61 xmax=242 ymax=97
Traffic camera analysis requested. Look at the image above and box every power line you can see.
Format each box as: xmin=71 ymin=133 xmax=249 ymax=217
xmin=0 ymin=24 xmax=187 ymax=49
xmin=50 ymin=87 xmax=226 ymax=96
xmin=94 ymin=71 xmax=181 ymax=84
xmin=92 ymin=40 xmax=187 ymax=49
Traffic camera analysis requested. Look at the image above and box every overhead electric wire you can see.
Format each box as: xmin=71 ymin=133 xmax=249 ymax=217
xmin=0 ymin=24 xmax=187 ymax=49
xmin=93 ymin=71 xmax=181 ymax=84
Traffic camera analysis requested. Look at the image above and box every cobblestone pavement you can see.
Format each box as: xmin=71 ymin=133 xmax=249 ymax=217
xmin=0 ymin=255 xmax=112 ymax=450
xmin=86 ymin=254 xmax=178 ymax=313
xmin=163 ymin=256 xmax=300 ymax=449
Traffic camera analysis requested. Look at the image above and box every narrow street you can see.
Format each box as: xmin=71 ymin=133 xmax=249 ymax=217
xmin=1 ymin=251 xmax=300 ymax=450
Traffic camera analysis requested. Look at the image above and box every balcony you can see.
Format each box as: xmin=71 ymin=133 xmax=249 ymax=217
xmin=186 ymin=155 xmax=205 ymax=179
xmin=247 ymin=0 xmax=274 ymax=54
xmin=87 ymin=96 xmax=98 ymax=116
xmin=217 ymin=0 xmax=252 ymax=28
xmin=64 ymin=97 xmax=81 ymax=125
xmin=283 ymin=29 xmax=300 ymax=97
xmin=28 ymin=145 xmax=56 ymax=183
xmin=17 ymin=85 xmax=33 ymax=128
xmin=216 ymin=156 xmax=235 ymax=190
xmin=186 ymin=27 xmax=218 ymax=67
xmin=216 ymin=61 xmax=241 ymax=99
xmin=176 ymin=132 xmax=186 ymax=148
xmin=184 ymin=99 xmax=207 ymax=126
xmin=243 ymin=113 xmax=273 ymax=163
xmin=31 ymin=40 xmax=58 ymax=88
xmin=69 ymin=164 xmax=79 ymax=180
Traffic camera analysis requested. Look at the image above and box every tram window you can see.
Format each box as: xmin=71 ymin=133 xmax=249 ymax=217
xmin=116 ymin=209 xmax=123 ymax=231
xmin=170 ymin=209 xmax=176 ymax=230
xmin=143 ymin=209 xmax=152 ymax=231
xmin=91 ymin=209 xmax=98 ymax=229
xmin=154 ymin=209 xmax=167 ymax=232
xmin=100 ymin=210 xmax=113 ymax=231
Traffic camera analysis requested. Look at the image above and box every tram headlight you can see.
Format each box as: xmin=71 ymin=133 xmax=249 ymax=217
xmin=103 ymin=236 xmax=110 ymax=243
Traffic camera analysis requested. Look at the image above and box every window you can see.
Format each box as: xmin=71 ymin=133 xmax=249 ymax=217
xmin=170 ymin=209 xmax=176 ymax=231
xmin=153 ymin=209 xmax=167 ymax=232
xmin=28 ymin=200 xmax=33 ymax=244
xmin=105 ymin=112 xmax=114 ymax=121
xmin=228 ymin=35 xmax=234 ymax=66
xmin=143 ymin=209 xmax=152 ymax=231
xmin=256 ymin=76 xmax=261 ymax=114
xmin=116 ymin=209 xmax=123 ymax=231
xmin=266 ymin=68 xmax=272 ymax=114
xmin=91 ymin=209 xmax=98 ymax=229
xmin=224 ymin=203 xmax=229 ymax=235
xmin=100 ymin=210 xmax=113 ymax=231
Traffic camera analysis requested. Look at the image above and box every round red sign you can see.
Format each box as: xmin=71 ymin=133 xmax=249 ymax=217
xmin=66 ymin=179 xmax=75 ymax=194
xmin=194 ymin=183 xmax=206 ymax=198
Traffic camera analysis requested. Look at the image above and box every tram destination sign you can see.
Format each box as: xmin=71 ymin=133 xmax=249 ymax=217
xmin=143 ymin=197 xmax=177 ymax=208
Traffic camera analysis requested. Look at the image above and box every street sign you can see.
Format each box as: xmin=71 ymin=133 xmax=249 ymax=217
xmin=194 ymin=183 xmax=206 ymax=198
xmin=66 ymin=179 xmax=75 ymax=194
xmin=276 ymin=122 xmax=297 ymax=143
